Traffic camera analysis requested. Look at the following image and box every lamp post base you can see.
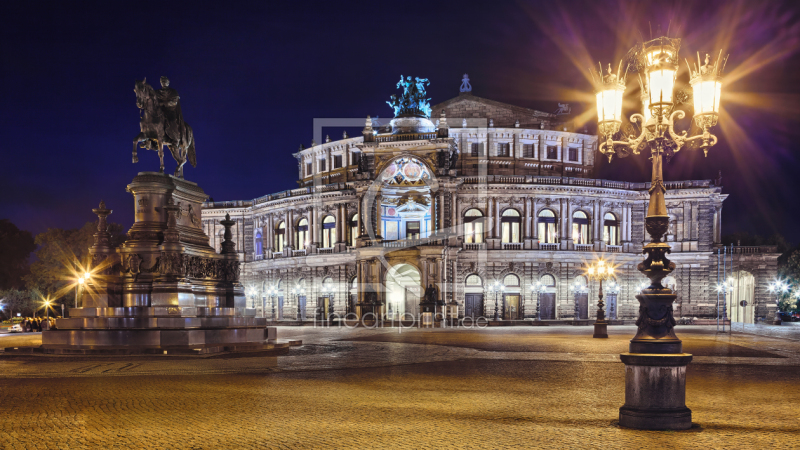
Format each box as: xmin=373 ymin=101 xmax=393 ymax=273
xmin=593 ymin=320 xmax=608 ymax=338
xmin=619 ymin=353 xmax=693 ymax=430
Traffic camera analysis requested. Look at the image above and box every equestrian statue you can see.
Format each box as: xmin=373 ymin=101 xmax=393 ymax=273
xmin=133 ymin=76 xmax=196 ymax=178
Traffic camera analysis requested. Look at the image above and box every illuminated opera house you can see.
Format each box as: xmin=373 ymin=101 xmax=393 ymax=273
xmin=201 ymin=75 xmax=780 ymax=324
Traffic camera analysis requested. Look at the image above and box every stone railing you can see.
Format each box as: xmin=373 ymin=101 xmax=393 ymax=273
xmin=318 ymin=247 xmax=334 ymax=254
xmin=272 ymin=252 xmax=283 ymax=259
xmin=719 ymin=246 xmax=780 ymax=254
xmin=539 ymin=243 xmax=559 ymax=251
xmin=375 ymin=132 xmax=438 ymax=143
xmin=218 ymin=182 xmax=353 ymax=207
xmin=606 ymin=245 xmax=622 ymax=253
xmin=291 ymin=249 xmax=306 ymax=257
xmin=575 ymin=244 xmax=593 ymax=252
xmin=460 ymin=175 xmax=714 ymax=191
xmin=254 ymin=254 xmax=265 ymax=261
xmin=464 ymin=243 xmax=486 ymax=250
xmin=502 ymin=242 xmax=522 ymax=250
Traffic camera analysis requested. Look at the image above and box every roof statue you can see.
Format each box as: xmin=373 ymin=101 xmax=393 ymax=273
xmin=132 ymin=76 xmax=197 ymax=178
xmin=554 ymin=103 xmax=571 ymax=115
xmin=386 ymin=75 xmax=432 ymax=118
xmin=460 ymin=73 xmax=472 ymax=93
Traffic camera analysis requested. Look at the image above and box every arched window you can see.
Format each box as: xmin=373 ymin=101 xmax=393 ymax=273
xmin=322 ymin=215 xmax=336 ymax=248
xmin=274 ymin=222 xmax=285 ymax=252
xmin=501 ymin=209 xmax=521 ymax=243
xmin=603 ymin=212 xmax=619 ymax=245
xmin=463 ymin=209 xmax=484 ymax=244
xmin=503 ymin=274 xmax=520 ymax=287
xmin=540 ymin=274 xmax=556 ymax=291
xmin=349 ymin=214 xmax=358 ymax=247
xmin=572 ymin=211 xmax=590 ymax=244
xmin=465 ymin=274 xmax=483 ymax=286
xmin=296 ymin=218 xmax=309 ymax=248
xmin=255 ymin=231 xmax=263 ymax=255
xmin=538 ymin=209 xmax=558 ymax=244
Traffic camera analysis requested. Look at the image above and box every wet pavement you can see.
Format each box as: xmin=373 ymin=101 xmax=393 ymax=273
xmin=0 ymin=325 xmax=798 ymax=448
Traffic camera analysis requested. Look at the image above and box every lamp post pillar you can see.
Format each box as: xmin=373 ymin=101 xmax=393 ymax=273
xmin=593 ymin=278 xmax=608 ymax=338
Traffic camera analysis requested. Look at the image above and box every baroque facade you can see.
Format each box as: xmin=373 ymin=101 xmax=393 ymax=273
xmin=201 ymin=79 xmax=780 ymax=323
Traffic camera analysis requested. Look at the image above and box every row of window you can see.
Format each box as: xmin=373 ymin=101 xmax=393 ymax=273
xmin=469 ymin=143 xmax=579 ymax=161
xmin=305 ymin=153 xmax=360 ymax=177
xmin=463 ymin=208 xmax=620 ymax=245
xmin=255 ymin=208 xmax=620 ymax=254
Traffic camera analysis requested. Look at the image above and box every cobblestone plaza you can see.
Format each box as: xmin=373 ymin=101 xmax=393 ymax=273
xmin=1 ymin=325 xmax=798 ymax=448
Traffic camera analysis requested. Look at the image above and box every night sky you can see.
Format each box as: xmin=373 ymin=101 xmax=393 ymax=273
xmin=2 ymin=0 xmax=799 ymax=243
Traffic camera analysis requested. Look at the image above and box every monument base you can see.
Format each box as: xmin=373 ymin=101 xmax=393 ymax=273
xmin=593 ymin=320 xmax=608 ymax=338
xmin=619 ymin=353 xmax=693 ymax=430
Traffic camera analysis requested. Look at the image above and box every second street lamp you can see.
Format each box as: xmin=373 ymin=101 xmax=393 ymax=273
xmin=767 ymin=280 xmax=790 ymax=325
xmin=586 ymin=259 xmax=615 ymax=338
xmin=531 ymin=280 xmax=545 ymax=321
xmin=487 ymin=280 xmax=505 ymax=321
xmin=267 ymin=285 xmax=278 ymax=320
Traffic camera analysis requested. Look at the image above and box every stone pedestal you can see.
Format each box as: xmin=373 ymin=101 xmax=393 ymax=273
xmin=619 ymin=353 xmax=693 ymax=430
xmin=619 ymin=288 xmax=692 ymax=430
xmin=592 ymin=320 xmax=608 ymax=338
xmin=43 ymin=172 xmax=272 ymax=354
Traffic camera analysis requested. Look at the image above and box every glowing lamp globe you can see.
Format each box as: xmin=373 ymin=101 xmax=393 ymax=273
xmin=596 ymin=84 xmax=625 ymax=136
xmin=646 ymin=60 xmax=677 ymax=108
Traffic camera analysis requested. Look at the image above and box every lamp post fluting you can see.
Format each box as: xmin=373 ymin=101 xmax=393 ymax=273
xmin=586 ymin=259 xmax=615 ymax=339
xmin=487 ymin=280 xmax=505 ymax=321
xmin=267 ymin=285 xmax=278 ymax=320
xmin=768 ymin=280 xmax=789 ymax=325
xmin=531 ymin=281 xmax=544 ymax=320
xmin=594 ymin=34 xmax=728 ymax=431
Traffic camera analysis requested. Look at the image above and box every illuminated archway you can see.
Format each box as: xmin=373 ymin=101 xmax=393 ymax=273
xmin=385 ymin=263 xmax=422 ymax=319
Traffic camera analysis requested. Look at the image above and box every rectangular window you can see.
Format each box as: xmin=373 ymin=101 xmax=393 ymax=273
xmin=497 ymin=143 xmax=510 ymax=157
xmin=470 ymin=143 xmax=481 ymax=157
xmin=385 ymin=221 xmax=398 ymax=241
xmin=546 ymin=145 xmax=557 ymax=159
xmin=522 ymin=144 xmax=534 ymax=158
xmin=306 ymin=162 xmax=313 ymax=176
xmin=333 ymin=155 xmax=342 ymax=169
xmin=319 ymin=159 xmax=326 ymax=172
xmin=406 ymin=221 xmax=420 ymax=239
xmin=352 ymin=152 xmax=361 ymax=166
xmin=568 ymin=147 xmax=578 ymax=162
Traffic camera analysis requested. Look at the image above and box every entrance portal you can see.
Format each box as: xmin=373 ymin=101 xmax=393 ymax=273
xmin=386 ymin=263 xmax=422 ymax=320
xmin=504 ymin=294 xmax=521 ymax=320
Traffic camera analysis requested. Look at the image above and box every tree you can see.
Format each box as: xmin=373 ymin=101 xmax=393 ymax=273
xmin=0 ymin=219 xmax=36 ymax=290
xmin=0 ymin=289 xmax=39 ymax=318
xmin=24 ymin=221 xmax=126 ymax=303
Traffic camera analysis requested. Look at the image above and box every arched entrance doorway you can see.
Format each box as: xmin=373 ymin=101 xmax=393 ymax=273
xmin=385 ymin=263 xmax=422 ymax=320
xmin=464 ymin=274 xmax=484 ymax=318
xmin=727 ymin=270 xmax=755 ymax=324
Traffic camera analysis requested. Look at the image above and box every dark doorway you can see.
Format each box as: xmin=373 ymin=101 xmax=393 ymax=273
xmin=298 ymin=295 xmax=307 ymax=320
xmin=317 ymin=296 xmax=331 ymax=320
xmin=607 ymin=293 xmax=617 ymax=319
xmin=465 ymin=293 xmax=484 ymax=318
xmin=504 ymin=294 xmax=521 ymax=320
xmin=278 ymin=296 xmax=284 ymax=320
xmin=576 ymin=293 xmax=589 ymax=319
xmin=540 ymin=293 xmax=555 ymax=319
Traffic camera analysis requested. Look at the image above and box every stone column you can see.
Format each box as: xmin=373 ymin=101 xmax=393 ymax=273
xmin=494 ymin=197 xmax=500 ymax=239
xmin=430 ymin=195 xmax=437 ymax=235
xmin=439 ymin=191 xmax=446 ymax=234
xmin=374 ymin=192 xmax=382 ymax=240
xmin=287 ymin=210 xmax=294 ymax=251
xmin=357 ymin=193 xmax=364 ymax=239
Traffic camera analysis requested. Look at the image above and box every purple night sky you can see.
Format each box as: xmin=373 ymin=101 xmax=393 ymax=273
xmin=2 ymin=0 xmax=799 ymax=242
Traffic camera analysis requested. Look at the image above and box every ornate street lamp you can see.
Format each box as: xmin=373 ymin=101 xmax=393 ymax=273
xmin=531 ymin=280 xmax=545 ymax=320
xmin=320 ymin=280 xmax=336 ymax=321
xmin=75 ymin=271 xmax=92 ymax=308
xmin=266 ymin=285 xmax=279 ymax=320
xmin=715 ymin=278 xmax=735 ymax=331
xmin=487 ymin=280 xmax=505 ymax=321
xmin=594 ymin=34 xmax=728 ymax=431
xmin=586 ymin=259 xmax=615 ymax=338
xmin=291 ymin=285 xmax=306 ymax=321
xmin=569 ymin=281 xmax=588 ymax=319
xmin=767 ymin=279 xmax=790 ymax=325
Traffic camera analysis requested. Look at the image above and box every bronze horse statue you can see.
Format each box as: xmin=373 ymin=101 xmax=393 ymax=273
xmin=133 ymin=78 xmax=196 ymax=177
